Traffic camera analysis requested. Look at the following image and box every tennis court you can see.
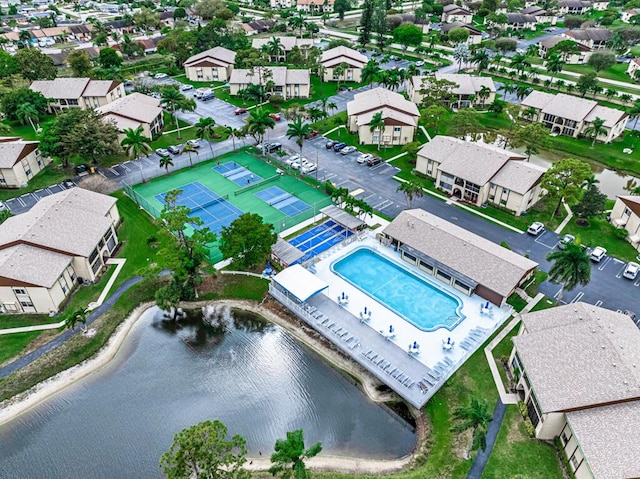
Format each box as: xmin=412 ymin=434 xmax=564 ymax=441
xmin=255 ymin=186 xmax=311 ymax=217
xmin=213 ymin=161 xmax=263 ymax=186
xmin=290 ymin=220 xmax=352 ymax=262
xmin=154 ymin=181 xmax=243 ymax=234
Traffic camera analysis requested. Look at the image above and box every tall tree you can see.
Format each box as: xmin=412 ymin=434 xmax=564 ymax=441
xmin=160 ymin=420 xmax=250 ymax=479
xmin=583 ymin=117 xmax=607 ymax=148
xmin=180 ymin=143 xmax=199 ymax=168
xmin=219 ymin=213 xmax=276 ymax=269
xmin=453 ymin=42 xmax=471 ymax=72
xmin=576 ymin=72 xmax=598 ymax=98
xmin=510 ymin=52 xmax=531 ymax=75
xmin=369 ymin=111 xmax=385 ymax=151
xmin=448 ymin=109 xmax=482 ymax=140
xmin=1 ymin=88 xmax=49 ymax=121
xmin=334 ymin=0 xmax=350 ymax=20
xmin=286 ymin=117 xmax=312 ymax=162
xmin=14 ymin=48 xmax=56 ymax=81
xmin=16 ymin=103 xmax=40 ymax=133
xmin=587 ymin=51 xmax=615 ymax=72
xmin=574 ymin=183 xmax=607 ymax=222
xmin=161 ymin=85 xmax=197 ymax=140
xmin=513 ymin=122 xmax=549 ymax=160
xmin=65 ymin=307 xmax=88 ymax=333
xmin=421 ymin=104 xmax=448 ymax=134
xmin=195 ymin=116 xmax=217 ymax=159
xmin=545 ymin=52 xmax=564 ymax=82
xmin=358 ymin=0 xmax=373 ymax=46
xmin=120 ymin=126 xmax=151 ymax=159
xmin=159 ymin=155 xmax=174 ymax=172
xmin=246 ymin=108 xmax=276 ymax=145
xmin=451 ymin=398 xmax=493 ymax=458
xmin=67 ymin=49 xmax=93 ymax=77
xmin=269 ymin=429 xmax=322 ymax=479
xmin=540 ymin=158 xmax=592 ymax=216
xmin=98 ymin=47 xmax=122 ymax=69
xmin=628 ymin=99 xmax=640 ymax=130
xmin=471 ymin=49 xmax=490 ymax=75
xmin=393 ymin=23 xmax=423 ymax=54
xmin=396 ymin=179 xmax=424 ymax=207
xmin=546 ymin=244 xmax=591 ymax=302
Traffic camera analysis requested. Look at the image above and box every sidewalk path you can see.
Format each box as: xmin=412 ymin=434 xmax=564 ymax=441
xmin=0 ymin=276 xmax=142 ymax=380
xmin=465 ymin=399 xmax=507 ymax=479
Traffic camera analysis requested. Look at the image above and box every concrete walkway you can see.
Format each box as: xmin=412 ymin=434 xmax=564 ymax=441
xmin=554 ymin=202 xmax=574 ymax=234
xmin=465 ymin=399 xmax=507 ymax=479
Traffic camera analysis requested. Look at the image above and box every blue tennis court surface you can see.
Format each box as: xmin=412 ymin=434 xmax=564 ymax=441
xmin=213 ymin=161 xmax=263 ymax=186
xmin=290 ymin=220 xmax=352 ymax=262
xmin=154 ymin=181 xmax=243 ymax=234
xmin=255 ymin=186 xmax=311 ymax=217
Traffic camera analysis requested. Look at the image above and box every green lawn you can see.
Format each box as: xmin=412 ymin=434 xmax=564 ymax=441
xmin=560 ymin=62 xmax=634 ymax=84
xmin=0 ymin=331 xmax=48 ymax=366
xmin=564 ymin=214 xmax=640 ymax=262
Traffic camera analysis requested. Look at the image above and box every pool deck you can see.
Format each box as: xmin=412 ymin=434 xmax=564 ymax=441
xmin=270 ymin=234 xmax=512 ymax=409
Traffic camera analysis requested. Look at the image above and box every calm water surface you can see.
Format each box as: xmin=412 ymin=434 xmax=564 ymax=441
xmin=0 ymin=307 xmax=415 ymax=479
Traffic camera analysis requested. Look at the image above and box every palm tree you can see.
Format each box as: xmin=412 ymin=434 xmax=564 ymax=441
xmin=121 ymin=126 xmax=151 ymax=159
xmin=286 ymin=117 xmax=311 ymax=163
xmin=471 ymin=49 xmax=490 ymax=75
xmin=396 ymin=180 xmax=424 ymax=207
xmin=545 ymin=53 xmax=564 ymax=82
xmin=451 ymin=398 xmax=493 ymax=459
xmin=265 ymin=36 xmax=284 ymax=62
xmin=161 ymin=85 xmax=196 ymax=140
xmin=269 ymin=429 xmax=322 ymax=479
xmin=510 ymin=53 xmax=531 ymax=75
xmin=369 ymin=112 xmax=385 ymax=151
xmin=499 ymin=81 xmax=515 ymax=99
xmin=180 ymin=143 xmax=198 ymax=168
xmin=477 ymin=85 xmax=491 ymax=107
xmin=246 ymin=108 xmax=276 ymax=146
xmin=18 ymin=29 xmax=32 ymax=47
xmin=159 ymin=155 xmax=174 ymax=172
xmin=522 ymin=106 xmax=538 ymax=122
xmin=629 ymin=99 xmax=640 ymax=129
xmin=546 ymin=244 xmax=591 ymax=302
xmin=362 ymin=59 xmax=380 ymax=89
xmin=288 ymin=13 xmax=306 ymax=37
xmin=515 ymin=84 xmax=532 ymax=101
xmin=326 ymin=101 xmax=337 ymax=115
xmin=223 ymin=125 xmax=238 ymax=151
xmin=583 ymin=117 xmax=606 ymax=148
xmin=16 ymin=103 xmax=39 ymax=133
xmin=194 ymin=116 xmax=216 ymax=159
xmin=65 ymin=307 xmax=88 ymax=333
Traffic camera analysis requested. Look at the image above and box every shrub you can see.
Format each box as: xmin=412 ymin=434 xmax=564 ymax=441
xmin=268 ymin=94 xmax=284 ymax=107
xmin=613 ymin=228 xmax=628 ymax=240
xmin=524 ymin=419 xmax=536 ymax=438
xmin=518 ymin=400 xmax=528 ymax=418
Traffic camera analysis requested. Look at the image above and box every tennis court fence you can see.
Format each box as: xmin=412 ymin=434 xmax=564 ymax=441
xmin=234 ymin=174 xmax=281 ymax=196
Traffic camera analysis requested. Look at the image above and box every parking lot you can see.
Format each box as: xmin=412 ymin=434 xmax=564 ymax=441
xmin=3 ymin=181 xmax=76 ymax=215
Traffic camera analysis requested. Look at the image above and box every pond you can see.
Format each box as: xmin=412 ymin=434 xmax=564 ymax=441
xmin=0 ymin=307 xmax=415 ymax=479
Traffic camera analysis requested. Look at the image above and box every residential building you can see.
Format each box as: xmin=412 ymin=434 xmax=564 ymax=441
xmin=562 ymin=28 xmax=612 ymax=50
xmin=627 ymin=57 xmax=640 ymax=78
xmin=441 ymin=22 xmax=483 ymax=44
xmin=30 ymin=78 xmax=125 ymax=112
xmin=504 ymin=13 xmax=537 ymax=30
xmin=442 ymin=4 xmax=473 ymax=23
xmin=183 ymin=46 xmax=236 ymax=82
xmin=521 ymin=91 xmax=627 ymax=143
xmin=556 ymin=0 xmax=593 ymax=14
xmin=520 ymin=6 xmax=557 ymax=24
xmin=592 ymin=0 xmax=609 ymax=10
xmin=270 ymin=0 xmax=293 ymax=7
xmin=229 ymin=66 xmax=311 ymax=99
xmin=509 ymin=303 xmax=640 ymax=479
xmin=415 ymin=136 xmax=545 ymax=216
xmin=610 ymin=195 xmax=640 ymax=252
xmin=538 ymin=36 xmax=592 ymax=64
xmin=407 ymin=73 xmax=496 ymax=108
xmin=251 ymin=36 xmax=314 ymax=62
xmin=96 ymin=92 xmax=164 ymax=139
xmin=296 ymin=0 xmax=334 ymax=12
xmin=0 ymin=137 xmax=50 ymax=189
xmin=320 ymin=46 xmax=368 ymax=82
xmin=0 ymin=188 xmax=120 ymax=314
xmin=381 ymin=209 xmax=538 ymax=305
xmin=241 ymin=19 xmax=276 ymax=35
xmin=621 ymin=7 xmax=640 ymax=22
xmin=346 ymin=87 xmax=419 ymax=146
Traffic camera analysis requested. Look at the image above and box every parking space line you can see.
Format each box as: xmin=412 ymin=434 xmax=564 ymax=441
xmin=594 ymin=300 xmax=603 ymax=307
xmin=534 ymin=232 xmax=554 ymax=249
xmin=98 ymin=170 xmax=107 ymax=178
xmin=335 ymin=179 xmax=349 ymax=187
xmin=616 ymin=264 xmax=627 ymax=278
xmin=350 ymin=188 xmax=365 ymax=196
xmin=569 ymin=292 xmax=584 ymax=304
xmin=374 ymin=200 xmax=393 ymax=209
xmin=121 ymin=163 xmax=131 ymax=172
xmin=635 ymin=277 xmax=640 ymax=287
xmin=598 ymin=257 xmax=612 ymax=271
xmin=109 ymin=167 xmax=120 ymax=176
xmin=31 ymin=192 xmax=40 ymax=201
xmin=17 ymin=197 xmax=26 ymax=207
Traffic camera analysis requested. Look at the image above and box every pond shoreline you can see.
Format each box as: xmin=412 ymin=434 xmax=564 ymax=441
xmin=0 ymin=299 xmax=428 ymax=475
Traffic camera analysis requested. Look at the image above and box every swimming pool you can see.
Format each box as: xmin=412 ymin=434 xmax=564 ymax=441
xmin=332 ymin=248 xmax=464 ymax=331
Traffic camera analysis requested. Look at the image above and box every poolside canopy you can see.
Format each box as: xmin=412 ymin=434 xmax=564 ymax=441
xmin=272 ymin=264 xmax=328 ymax=302
xmin=320 ymin=205 xmax=365 ymax=230
xmin=271 ymin=238 xmax=305 ymax=267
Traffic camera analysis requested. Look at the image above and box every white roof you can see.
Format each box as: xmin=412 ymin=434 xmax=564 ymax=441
xmin=320 ymin=46 xmax=367 ymax=68
xmin=97 ymin=92 xmax=162 ymax=125
xmin=184 ymin=46 xmax=236 ymax=67
xmin=229 ymin=67 xmax=310 ymax=87
xmin=272 ymin=264 xmax=328 ymax=302
xmin=251 ymin=36 xmax=314 ymax=52
xmin=0 ymin=138 xmax=39 ymax=169
xmin=521 ymin=91 xmax=626 ymax=126
xmin=0 ymin=243 xmax=71 ymax=287
xmin=347 ymin=87 xmax=419 ymax=118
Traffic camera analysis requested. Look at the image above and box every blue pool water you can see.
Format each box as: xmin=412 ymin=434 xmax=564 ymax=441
xmin=332 ymin=248 xmax=464 ymax=331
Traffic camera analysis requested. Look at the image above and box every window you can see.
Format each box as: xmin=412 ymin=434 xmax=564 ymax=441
xmin=20 ymin=301 xmax=34 ymax=308
xmin=526 ymin=398 xmax=540 ymax=427
xmin=623 ymin=207 xmax=631 ymax=217
xmin=403 ymin=252 xmax=417 ymax=263
xmin=13 ymin=288 xmax=27 ymax=295
xmin=437 ymin=270 xmax=451 ymax=282
xmin=393 ymin=127 xmax=401 ymax=132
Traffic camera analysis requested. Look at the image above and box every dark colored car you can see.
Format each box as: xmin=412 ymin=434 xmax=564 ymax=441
xmin=326 ymin=140 xmax=335 ymax=149
xmin=167 ymin=145 xmax=181 ymax=154
xmin=266 ymin=142 xmax=282 ymax=152
xmin=75 ymin=164 xmax=88 ymax=174
xmin=333 ymin=142 xmax=347 ymax=152
xmin=234 ymin=108 xmax=247 ymax=115
xmin=367 ymin=156 xmax=383 ymax=167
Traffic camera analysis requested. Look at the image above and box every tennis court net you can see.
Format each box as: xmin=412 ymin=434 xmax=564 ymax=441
xmin=234 ymin=174 xmax=280 ymax=196
xmin=190 ymin=194 xmax=230 ymax=211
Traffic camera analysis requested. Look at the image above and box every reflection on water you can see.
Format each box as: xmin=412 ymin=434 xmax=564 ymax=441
xmin=0 ymin=307 xmax=415 ymax=479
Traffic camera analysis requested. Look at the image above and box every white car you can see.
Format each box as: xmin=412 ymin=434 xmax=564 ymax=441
xmin=301 ymin=162 xmax=317 ymax=174
xmin=187 ymin=139 xmax=200 ymax=148
xmin=527 ymin=222 xmax=544 ymax=236
xmin=285 ymin=155 xmax=300 ymax=166
xmin=154 ymin=73 xmax=168 ymax=79
xmin=415 ymin=61 xmax=425 ymax=67
xmin=180 ymin=84 xmax=194 ymax=91
xmin=589 ymin=246 xmax=607 ymax=263
xmin=341 ymin=146 xmax=357 ymax=155
xmin=623 ymin=262 xmax=639 ymax=280
xmin=356 ymin=153 xmax=373 ymax=164
xmin=291 ymin=157 xmax=309 ymax=170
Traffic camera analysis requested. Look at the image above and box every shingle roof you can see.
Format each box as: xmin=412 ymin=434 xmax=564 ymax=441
xmin=347 ymin=87 xmax=419 ymax=118
xmin=0 ymin=243 xmax=71 ymax=288
xmin=82 ymin=80 xmax=118 ymax=97
xmin=428 ymin=73 xmax=496 ymax=96
xmin=584 ymin=104 xmax=628 ymax=128
xmin=566 ymin=402 xmax=640 ymax=479
xmin=230 ymin=66 xmax=310 ymax=87
xmin=521 ymin=91 xmax=626 ymax=126
xmin=251 ymin=36 xmax=314 ymax=52
xmin=441 ymin=21 xmax=482 ymax=34
xmin=96 ymin=92 xmax=162 ymax=124
xmin=521 ymin=6 xmax=547 ymax=14
xmin=619 ymin=195 xmax=640 ymax=217
xmin=30 ymin=77 xmax=91 ymax=100
xmin=0 ymin=138 xmax=39 ymax=169
xmin=0 ymin=188 xmax=117 ymax=258
xmin=382 ymin=209 xmax=538 ymax=297
xmin=489 ymin=159 xmax=545 ymax=195
xmin=565 ymin=28 xmax=612 ymax=42
xmin=443 ymin=4 xmax=471 ymax=14
xmin=506 ymin=12 xmax=537 ymax=23
xmin=514 ymin=303 xmax=640 ymax=412
xmin=320 ymin=46 xmax=367 ymax=68
xmin=184 ymin=46 xmax=236 ymax=67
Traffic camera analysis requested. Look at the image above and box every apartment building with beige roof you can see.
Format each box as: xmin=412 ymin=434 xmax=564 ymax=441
xmin=296 ymin=0 xmax=334 ymax=13
xmin=0 ymin=137 xmax=50 ymax=189
xmin=408 ymin=73 xmax=495 ymax=108
xmin=610 ymin=195 xmax=640 ymax=252
xmin=320 ymin=46 xmax=368 ymax=83
xmin=416 ymin=136 xmax=545 ymax=215
xmin=521 ymin=91 xmax=627 ymax=143
xmin=183 ymin=46 xmax=236 ymax=82
xmin=96 ymin=92 xmax=164 ymax=139
xmin=346 ymin=87 xmax=419 ymax=146
xmin=0 ymin=188 xmax=120 ymax=314
xmin=510 ymin=303 xmax=640 ymax=479
xmin=441 ymin=4 xmax=473 ymax=23
xmin=30 ymin=78 xmax=125 ymax=113
xmin=251 ymin=36 xmax=314 ymax=62
xmin=229 ymin=66 xmax=310 ymax=99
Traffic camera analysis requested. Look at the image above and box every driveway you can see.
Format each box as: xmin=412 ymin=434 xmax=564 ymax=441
xmin=3 ymin=181 xmax=75 ymax=215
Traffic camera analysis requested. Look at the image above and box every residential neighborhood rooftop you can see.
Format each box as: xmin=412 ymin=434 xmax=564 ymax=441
xmin=97 ymin=92 xmax=162 ymax=125
xmin=320 ymin=46 xmax=368 ymax=68
xmin=229 ymin=66 xmax=310 ymax=86
xmin=347 ymin=87 xmax=419 ymax=118
xmin=0 ymin=138 xmax=39 ymax=169
xmin=521 ymin=91 xmax=627 ymax=126
xmin=183 ymin=46 xmax=236 ymax=67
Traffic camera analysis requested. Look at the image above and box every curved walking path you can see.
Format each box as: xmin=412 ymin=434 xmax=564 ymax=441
xmin=465 ymin=399 xmax=507 ymax=479
xmin=0 ymin=276 xmax=143 ymax=380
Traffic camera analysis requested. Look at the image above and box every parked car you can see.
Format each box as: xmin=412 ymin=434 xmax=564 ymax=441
xmin=333 ymin=142 xmax=347 ymax=152
xmin=156 ymin=148 xmax=170 ymax=158
xmin=341 ymin=146 xmax=357 ymax=155
xmin=154 ymin=73 xmax=168 ymax=79
xmin=187 ymin=139 xmax=200 ymax=148
xmin=269 ymin=113 xmax=281 ymax=121
xmin=180 ymin=84 xmax=194 ymax=91
xmin=623 ymin=261 xmax=640 ymax=280
xmin=75 ymin=164 xmax=89 ymax=175
xmin=390 ymin=55 xmax=400 ymax=61
xmin=558 ymin=234 xmax=575 ymax=249
xmin=415 ymin=61 xmax=425 ymax=67
xmin=200 ymin=92 xmax=215 ymax=101
xmin=285 ymin=155 xmax=300 ymax=166
xmin=305 ymin=130 xmax=318 ymax=139
xmin=367 ymin=156 xmax=383 ymax=167
xmin=301 ymin=162 xmax=317 ymax=174
xmin=589 ymin=246 xmax=607 ymax=262
xmin=234 ymin=108 xmax=247 ymax=115
xmin=291 ymin=157 xmax=308 ymax=169
xmin=527 ymin=222 xmax=545 ymax=236
xmin=357 ymin=153 xmax=373 ymax=164
xmin=326 ymin=140 xmax=336 ymax=149
xmin=266 ymin=142 xmax=282 ymax=152
xmin=167 ymin=145 xmax=181 ymax=154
